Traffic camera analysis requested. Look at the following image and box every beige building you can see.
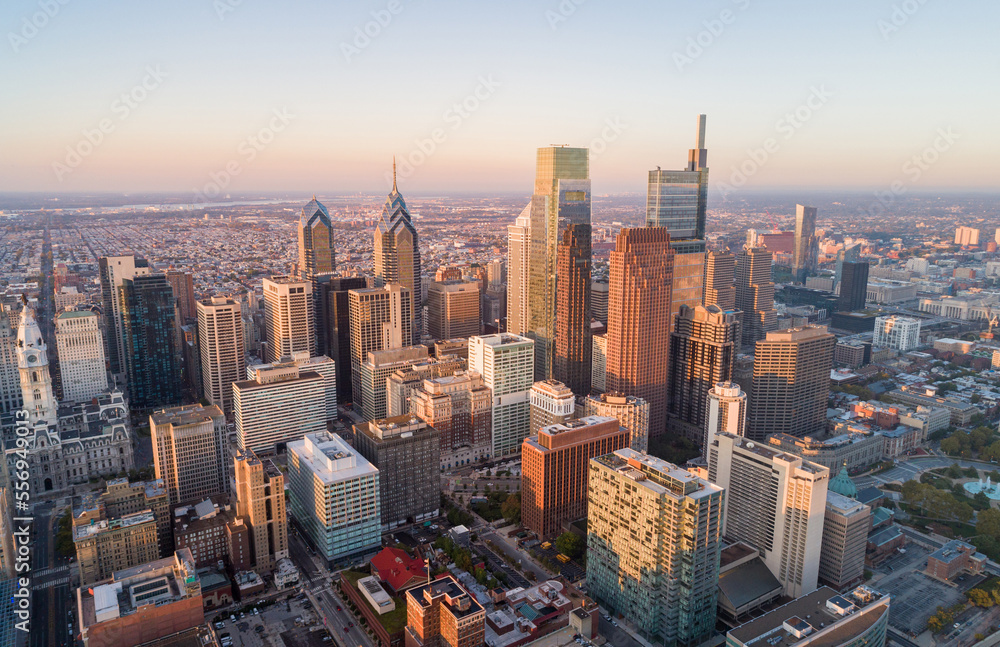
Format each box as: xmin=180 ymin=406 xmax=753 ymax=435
xmin=94 ymin=478 xmax=173 ymax=558
xmin=820 ymin=491 xmax=870 ymax=591
xmin=591 ymin=333 xmax=606 ymax=392
xmin=427 ymin=280 xmax=480 ymax=340
xmin=578 ymin=392 xmax=649 ymax=453
xmin=197 ymin=296 xmax=245 ymax=416
xmin=348 ymin=284 xmax=412 ymax=405
xmin=359 ymin=345 xmax=429 ymax=421
xmin=263 ymin=275 xmax=314 ymax=363
xmin=528 ymin=379 xmax=575 ymax=437
xmin=74 ymin=508 xmax=159 ymax=586
xmin=55 ymin=310 xmax=108 ymax=403
xmin=410 ymin=370 xmax=492 ymax=470
xmin=233 ymin=448 xmax=289 ymax=571
xmin=385 ymin=354 xmax=466 ymax=418
xmin=150 ymin=404 xmax=228 ymax=506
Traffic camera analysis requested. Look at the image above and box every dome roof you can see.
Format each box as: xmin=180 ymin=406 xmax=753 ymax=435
xmin=829 ymin=465 xmax=858 ymax=499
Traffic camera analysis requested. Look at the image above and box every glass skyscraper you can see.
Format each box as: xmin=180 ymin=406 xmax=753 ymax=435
xmin=374 ymin=164 xmax=422 ymax=346
xmin=120 ymin=273 xmax=183 ymax=409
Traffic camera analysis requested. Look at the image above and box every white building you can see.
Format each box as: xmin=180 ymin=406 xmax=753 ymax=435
xmin=287 ymin=432 xmax=381 ymax=564
xmin=591 ymin=333 xmax=607 ymax=392
xmin=197 ymin=297 xmax=245 ymax=416
xmin=468 ymin=334 xmax=534 ymax=457
xmin=578 ymin=392 xmax=649 ymax=453
xmin=872 ymin=315 xmax=921 ymax=352
xmin=705 ymin=381 xmax=747 ymax=448
xmin=708 ymin=432 xmax=829 ymax=598
xmin=955 ymin=226 xmax=981 ymax=246
xmin=234 ymin=363 xmax=326 ymax=454
xmin=55 ymin=310 xmax=109 ymax=404
xmin=263 ymin=275 xmax=314 ymax=363
xmin=248 ymin=352 xmax=337 ymax=422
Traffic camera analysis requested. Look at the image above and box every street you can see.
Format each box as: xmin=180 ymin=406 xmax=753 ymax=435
xmin=310 ymin=586 xmax=376 ymax=647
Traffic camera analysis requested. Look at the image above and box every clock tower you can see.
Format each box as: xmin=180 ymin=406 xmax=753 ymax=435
xmin=17 ymin=300 xmax=58 ymax=427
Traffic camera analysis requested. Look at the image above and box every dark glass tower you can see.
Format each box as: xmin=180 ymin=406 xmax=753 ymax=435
xmin=317 ymin=275 xmax=369 ymax=403
xmin=120 ymin=273 xmax=183 ymax=409
xmin=793 ymin=204 xmax=818 ymax=284
xmin=554 ymin=221 xmax=592 ymax=394
xmin=838 ymin=262 xmax=869 ymax=312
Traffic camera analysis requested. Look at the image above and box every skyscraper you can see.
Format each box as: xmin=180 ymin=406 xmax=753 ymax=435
xmin=298 ymin=197 xmax=336 ymax=279
xmin=605 ymin=228 xmax=674 ymax=438
xmin=749 ymin=325 xmax=835 ymax=441
xmin=0 ymin=305 xmax=22 ymax=415
xmin=197 ymin=296 xmax=245 ymax=417
xmin=506 ymin=207 xmax=530 ymax=336
xmin=793 ymin=204 xmax=818 ymax=283
xmin=705 ymin=381 xmax=747 ymax=448
xmin=348 ymin=284 xmax=412 ymax=405
xmin=150 ymin=404 xmax=229 ymax=506
xmin=410 ymin=370 xmax=492 ymax=470
xmin=374 ymin=164 xmax=422 ymax=346
xmin=233 ymin=363 xmax=327 ymax=453
xmin=838 ymin=262 xmax=869 ymax=312
xmin=820 ymin=490 xmax=870 ymax=591
xmin=554 ymin=220 xmax=592 ymax=394
xmin=709 ymin=431 xmax=829 ymax=598
xmin=263 ymin=275 xmax=315 ymax=363
xmin=703 ymin=250 xmax=736 ymax=310
xmin=873 ymin=315 xmax=921 ymax=351
xmin=99 ymin=255 xmax=152 ymax=375
xmin=165 ymin=270 xmax=197 ymax=324
xmin=55 ymin=310 xmax=108 ymax=403
xmin=590 ymin=280 xmax=609 ymax=325
xmin=647 ymin=115 xmax=710 ymax=332
xmin=834 ymin=242 xmax=861 ymax=290
xmin=578 ymin=392 xmax=650 ymax=453
xmin=735 ymin=246 xmax=778 ymax=348
xmin=667 ymin=304 xmax=740 ymax=444
xmin=427 ymin=280 xmax=480 ymax=340
xmin=590 ymin=333 xmax=606 ymax=392
xmin=588 ymin=449 xmax=723 ymax=646
xmin=528 ymin=379 xmax=576 ymax=436
xmin=120 ymin=273 xmax=183 ymax=409
xmin=233 ymin=448 xmax=289 ymax=571
xmin=468 ymin=333 xmax=534 ymax=457
xmin=359 ymin=345 xmax=429 ymax=421
xmin=316 ymin=275 xmax=368 ymax=403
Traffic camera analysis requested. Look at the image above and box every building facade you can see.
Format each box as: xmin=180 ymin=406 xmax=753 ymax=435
xmin=120 ymin=273 xmax=183 ymax=409
xmin=578 ymin=392 xmax=649 ymax=453
xmin=359 ymin=346 xmax=429 ymax=421
xmin=410 ymin=370 xmax=492 ymax=470
xmin=528 ymin=379 xmax=576 ymax=437
xmin=872 ymin=315 xmax=921 ymax=351
xmin=55 ymin=310 xmax=108 ymax=403
xmin=735 ymin=246 xmax=778 ymax=348
xmin=427 ymin=280 xmax=480 ymax=341
xmin=374 ymin=170 xmax=422 ymax=346
xmin=234 ymin=448 xmax=289 ymax=571
xmin=820 ymin=492 xmax=870 ymax=591
xmin=197 ymin=297 xmax=245 ymax=416
xmin=793 ymin=204 xmax=818 ymax=283
xmin=705 ymin=381 xmax=747 ymax=448
xmin=233 ymin=363 xmax=326 ymax=454
xmin=150 ymin=404 xmax=228 ymax=506
xmin=704 ymin=250 xmax=736 ymax=310
xmin=554 ymin=219 xmax=593 ymax=394
xmin=263 ymin=275 xmax=315 ymax=363
xmin=403 ymin=575 xmax=485 ymax=647
xmin=349 ymin=285 xmax=412 ymax=406
xmin=74 ymin=509 xmax=159 ymax=586
xmin=468 ymin=334 xmax=534 ymax=457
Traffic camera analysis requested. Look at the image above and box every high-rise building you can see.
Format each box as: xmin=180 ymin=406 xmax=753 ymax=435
xmin=521 ymin=415 xmax=627 ymax=540
xmin=263 ymin=275 xmax=315 ymax=363
xmin=793 ymin=204 xmax=819 ymax=283
xmin=435 ymin=265 xmax=464 ymax=282
xmin=316 ymin=275 xmax=368 ymax=403
xmin=838 ymin=262 xmax=869 ymax=312
xmin=528 ymin=379 xmax=576 ymax=437
xmin=749 ymin=325 xmax=835 ymax=441
xmin=233 ymin=448 xmax=289 ymax=571
xmin=248 ymin=352 xmax=337 ymax=421
xmin=735 ymin=246 xmax=778 ymax=348
xmin=298 ymin=197 xmax=336 ymax=279
xmin=55 ymin=309 xmax=108 ymax=403
xmin=165 ymin=270 xmax=197 ymax=324
xmin=709 ymin=431 xmax=829 ymax=597
xmin=704 ymin=250 xmax=736 ymax=310
xmin=578 ymin=392 xmax=650 ymax=453
xmin=590 ymin=333 xmax=606 ymax=392
xmin=99 ymin=255 xmax=152 ymax=375
xmin=93 ymin=477 xmax=172 ymax=558
xmin=588 ymin=449 xmax=723 ymax=646
xmin=667 ymin=304 xmax=740 ymax=444
xmin=834 ymin=242 xmax=861 ymax=290
xmin=705 ymin=381 xmax=747 ymax=448
xmin=590 ymin=280 xmax=609 ymax=325
xmin=120 ymin=273 xmax=183 ymax=409
xmin=287 ymin=431 xmax=381 ymax=564
xmin=468 ymin=333 xmax=534 ymax=457
xmin=410 ymin=370 xmax=492 ymax=470
xmin=354 ymin=415 xmax=440 ymax=530
xmin=487 ymin=260 xmax=505 ymax=286
xmin=820 ymin=490 xmax=870 ymax=591
xmin=506 ymin=206 xmax=531 ymax=337
xmin=150 ymin=404 xmax=229 ymax=506
xmin=374 ymin=167 xmax=422 ymax=346
xmin=197 ymin=296 xmax=245 ymax=416
xmin=605 ymin=228 xmax=674 ymax=438
xmin=359 ymin=345 xmax=429 ymax=421
xmin=427 ymin=280 xmax=480 ymax=340
xmin=386 ymin=354 xmax=466 ymax=418
xmin=647 ymin=115 xmax=710 ymax=333
xmin=349 ymin=284 xmax=412 ymax=405
xmin=955 ymin=225 xmax=981 ymax=246
xmin=554 ymin=220 xmax=592 ymax=394
xmin=403 ymin=575 xmax=486 ymax=647
xmin=873 ymin=315 xmax=921 ymax=351
xmin=0 ymin=304 xmax=22 ymax=415
xmin=73 ymin=507 xmax=160 ymax=587
xmin=234 ymin=362 xmax=326 ymax=453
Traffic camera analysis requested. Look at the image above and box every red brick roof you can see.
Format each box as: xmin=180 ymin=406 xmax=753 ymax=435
xmin=371 ymin=547 xmax=427 ymax=593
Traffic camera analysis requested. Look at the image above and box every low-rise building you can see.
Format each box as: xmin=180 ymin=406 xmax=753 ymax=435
xmin=74 ymin=508 xmax=160 ymax=587
xmin=404 ymin=575 xmax=485 ymax=647
xmin=926 ymin=540 xmax=987 ymax=581
xmin=766 ymin=429 xmax=884 ymax=473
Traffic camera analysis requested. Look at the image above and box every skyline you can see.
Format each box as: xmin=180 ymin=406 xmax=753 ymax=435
xmin=2 ymin=0 xmax=996 ymax=196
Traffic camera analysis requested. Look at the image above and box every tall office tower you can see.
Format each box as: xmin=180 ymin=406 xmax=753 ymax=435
xmin=403 ymin=575 xmax=486 ymax=647
xmin=735 ymin=246 xmax=778 ymax=347
xmin=704 ymin=250 xmax=736 ymax=310
xmin=197 ymin=297 xmax=245 ymax=416
xmin=522 ymin=415 xmax=628 ymax=540
xmin=298 ymin=197 xmax=336 ymax=279
xmin=54 ymin=310 xmax=108 ymax=403
xmin=834 ymin=243 xmax=861 ymax=290
xmin=522 ymin=147 xmax=590 ymax=381
xmin=708 ymin=431 xmax=830 ymax=598
xmin=410 ymin=370 xmax=492 ymax=470
xmin=793 ymin=204 xmax=819 ymax=283
xmin=0 ymin=305 xmax=22 ymax=415
xmin=150 ymin=404 xmax=228 ymax=506
xmin=263 ymin=275 xmax=315 ymax=363
xmin=667 ymin=304 xmax=740 ymax=444
xmin=487 ymin=260 xmax=505 ymax=286
xmin=579 ymin=392 xmax=650 ymax=453
xmin=590 ymin=280 xmax=608 ymax=325
xmin=506 ymin=204 xmax=531 ymax=336
xmin=73 ymin=508 xmax=160 ymax=586
xmin=588 ymin=449 xmax=723 ymax=647
xmin=287 ymin=431 xmax=381 ymax=564
xmin=838 ymin=262 xmax=869 ymax=312
xmin=249 ymin=353 xmax=337 ymax=421
xmin=954 ymin=225 xmax=981 ymax=246
xmin=647 ymin=115 xmax=710 ymax=332
xmin=427 ymin=280 xmax=480 ymax=340
xmin=704 ymin=381 xmax=747 ymax=448
xmin=469 ymin=333 xmax=534 ymax=457
xmin=554 ymin=221 xmax=592 ymax=393
xmin=99 ymin=255 xmax=151 ymax=375
xmin=234 ymin=363 xmax=326 ymax=453
xmin=591 ymin=333 xmax=606 ymax=392
xmin=749 ymin=325 xmax=835 ymax=441
xmin=529 ymin=379 xmax=576 ymax=436
xmin=317 ymin=276 xmax=368 ymax=403
xmin=354 ymin=415 xmax=440 ymax=530
xmin=359 ymin=345 xmax=429 ymax=421
xmin=873 ymin=315 xmax=921 ymax=351
xmin=120 ymin=273 xmax=183 ymax=409
xmin=165 ymin=270 xmax=197 ymax=323
xmin=374 ymin=167 xmax=422 ymax=345
xmin=605 ymin=228 xmax=674 ymax=438
xmin=820 ymin=490 xmax=870 ymax=591
xmin=348 ymin=284 xmax=412 ymax=405
xmin=386 ymin=354 xmax=465 ymax=418
xmin=233 ymin=448 xmax=289 ymax=571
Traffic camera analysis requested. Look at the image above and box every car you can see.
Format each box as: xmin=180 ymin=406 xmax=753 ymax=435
xmin=255 ymin=626 xmax=265 ymax=634
xmin=214 ymin=621 xmax=226 ymax=630
xmin=253 ymin=608 xmax=259 ymax=615
xmin=954 ymin=623 xmax=961 ymax=629
xmin=344 ymin=627 xmax=351 ymax=633
xmin=336 ymin=605 xmax=342 ymax=611
xmin=230 ymin=615 xmax=236 ymax=623
xmin=220 ymin=633 xmax=231 ymax=640
xmin=349 ymin=622 xmax=354 ymax=628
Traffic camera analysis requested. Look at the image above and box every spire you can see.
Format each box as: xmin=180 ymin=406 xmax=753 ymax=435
xmin=392 ymin=156 xmax=398 ymax=193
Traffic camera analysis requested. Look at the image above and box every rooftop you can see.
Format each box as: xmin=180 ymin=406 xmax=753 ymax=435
xmin=288 ymin=431 xmax=378 ymax=485
xmin=594 ymin=448 xmax=721 ymax=500
xmin=149 ymin=403 xmax=223 ymax=428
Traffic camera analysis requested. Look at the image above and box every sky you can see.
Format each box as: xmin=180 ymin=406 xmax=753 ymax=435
xmin=1 ymin=0 xmax=997 ymax=199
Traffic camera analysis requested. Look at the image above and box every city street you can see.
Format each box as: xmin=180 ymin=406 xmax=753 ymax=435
xmin=310 ymin=585 xmax=376 ymax=647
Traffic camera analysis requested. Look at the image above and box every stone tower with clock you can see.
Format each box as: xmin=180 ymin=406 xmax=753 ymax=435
xmin=16 ymin=300 xmax=58 ymax=427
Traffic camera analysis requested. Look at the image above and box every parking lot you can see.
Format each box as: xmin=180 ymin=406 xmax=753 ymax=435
xmin=211 ymin=593 xmax=329 ymax=647
xmin=532 ymin=544 xmax=586 ymax=583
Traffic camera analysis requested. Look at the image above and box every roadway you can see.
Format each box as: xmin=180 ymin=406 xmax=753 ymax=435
xmin=310 ymin=585 xmax=376 ymax=647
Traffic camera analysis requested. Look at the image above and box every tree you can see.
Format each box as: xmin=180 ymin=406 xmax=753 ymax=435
xmin=967 ymin=589 xmax=994 ymax=608
xmin=501 ymin=492 xmax=521 ymax=525
xmin=976 ymin=508 xmax=1000 ymax=538
xmin=555 ymin=532 xmax=584 ymax=559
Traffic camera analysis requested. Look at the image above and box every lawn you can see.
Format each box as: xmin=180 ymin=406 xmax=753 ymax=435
xmin=342 ymin=569 xmax=408 ymax=634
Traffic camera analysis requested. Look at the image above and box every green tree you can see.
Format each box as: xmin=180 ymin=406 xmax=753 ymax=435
xmin=555 ymin=532 xmax=584 ymax=559
xmin=977 ymin=508 xmax=1000 ymax=538
xmin=501 ymin=492 xmax=521 ymax=525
